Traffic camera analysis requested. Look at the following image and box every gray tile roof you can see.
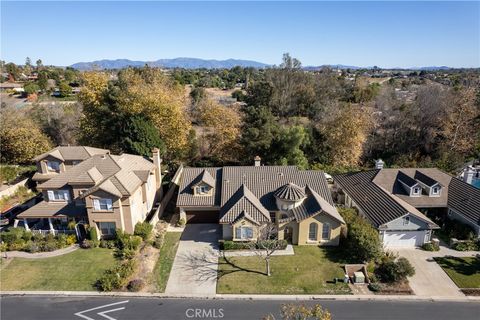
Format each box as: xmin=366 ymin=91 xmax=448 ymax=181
xmin=273 ymin=182 xmax=306 ymax=201
xmin=397 ymin=171 xmax=418 ymax=188
xmin=194 ymin=170 xmax=216 ymax=188
xmin=448 ymin=178 xmax=480 ymax=225
xmin=414 ymin=170 xmax=439 ymax=187
xmin=33 ymin=146 xmax=109 ymax=162
xmin=334 ymin=170 xmax=437 ymax=228
xmin=178 ymin=165 xmax=340 ymax=225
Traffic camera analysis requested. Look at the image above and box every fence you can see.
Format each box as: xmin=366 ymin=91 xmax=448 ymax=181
xmin=0 ymin=178 xmax=29 ymax=198
xmin=147 ymin=164 xmax=184 ymax=226
xmin=31 ymin=229 xmax=76 ymax=236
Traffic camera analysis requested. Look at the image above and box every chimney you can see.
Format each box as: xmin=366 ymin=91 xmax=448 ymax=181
xmin=463 ymin=166 xmax=474 ymax=184
xmin=375 ymin=159 xmax=384 ymax=170
xmin=254 ymin=156 xmax=261 ymax=167
xmin=152 ymin=148 xmax=162 ymax=186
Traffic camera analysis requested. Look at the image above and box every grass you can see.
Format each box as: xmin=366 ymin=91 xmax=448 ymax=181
xmin=0 ymin=248 xmax=116 ymax=291
xmin=434 ymin=257 xmax=480 ymax=288
xmin=217 ymin=246 xmax=351 ymax=294
xmin=154 ymin=232 xmax=181 ymax=292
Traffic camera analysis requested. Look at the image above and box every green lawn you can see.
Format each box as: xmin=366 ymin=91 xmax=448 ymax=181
xmin=154 ymin=232 xmax=181 ymax=292
xmin=435 ymin=257 xmax=480 ymax=288
xmin=217 ymin=246 xmax=351 ymax=294
xmin=0 ymin=248 xmax=116 ymax=291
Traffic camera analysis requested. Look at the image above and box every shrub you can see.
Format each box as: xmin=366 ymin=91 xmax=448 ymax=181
xmin=451 ymin=240 xmax=480 ymax=251
xmin=134 ymin=222 xmax=153 ymax=241
xmin=80 ymin=239 xmax=98 ymax=249
xmin=117 ymin=233 xmax=142 ymax=251
xmin=127 ymin=279 xmax=144 ymax=292
xmin=422 ymin=242 xmax=440 ymax=251
xmin=339 ymin=208 xmax=382 ymax=262
xmin=368 ymin=283 xmax=381 ymax=292
xmin=375 ymin=256 xmax=415 ymax=283
xmin=0 ymin=242 xmax=7 ymax=252
xmin=97 ymin=260 xmax=137 ymax=291
xmin=24 ymin=240 xmax=41 ymax=253
xmin=88 ymin=226 xmax=98 ymax=241
xmin=32 ymin=232 xmax=44 ymax=242
xmin=177 ymin=218 xmax=186 ymax=227
xmin=67 ymin=221 xmax=77 ymax=230
xmin=8 ymin=239 xmax=25 ymax=251
xmin=0 ymin=228 xmax=25 ymax=244
xmin=99 ymin=240 xmax=116 ymax=249
xmin=56 ymin=234 xmax=69 ymax=247
xmin=117 ymin=248 xmax=136 ymax=260
xmin=41 ymin=240 xmax=59 ymax=252
xmin=444 ymin=218 xmax=476 ymax=240
xmin=66 ymin=234 xmax=77 ymax=245
xmin=223 ymin=241 xmax=251 ymax=250
xmin=21 ymin=231 xmax=33 ymax=242
xmin=152 ymin=236 xmax=163 ymax=249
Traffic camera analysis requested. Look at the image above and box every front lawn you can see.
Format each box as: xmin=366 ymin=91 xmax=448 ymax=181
xmin=217 ymin=246 xmax=351 ymax=294
xmin=154 ymin=232 xmax=181 ymax=292
xmin=435 ymin=257 xmax=480 ymax=288
xmin=0 ymin=248 xmax=116 ymax=291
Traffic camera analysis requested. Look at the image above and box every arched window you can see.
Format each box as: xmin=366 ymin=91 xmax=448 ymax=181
xmin=322 ymin=223 xmax=331 ymax=240
xmin=309 ymin=223 xmax=317 ymax=241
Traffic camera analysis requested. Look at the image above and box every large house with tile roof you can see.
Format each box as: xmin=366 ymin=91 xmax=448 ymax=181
xmin=333 ymin=162 xmax=480 ymax=248
xmin=177 ymin=161 xmax=345 ymax=245
xmin=18 ymin=146 xmax=163 ymax=238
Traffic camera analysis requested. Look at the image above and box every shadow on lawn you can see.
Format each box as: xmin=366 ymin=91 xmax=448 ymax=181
xmin=177 ymin=250 xmax=266 ymax=282
xmin=434 ymin=256 xmax=480 ymax=276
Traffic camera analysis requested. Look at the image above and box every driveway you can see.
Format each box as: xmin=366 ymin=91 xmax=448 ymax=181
xmin=165 ymin=224 xmax=220 ymax=295
xmin=396 ymin=247 xmax=477 ymax=297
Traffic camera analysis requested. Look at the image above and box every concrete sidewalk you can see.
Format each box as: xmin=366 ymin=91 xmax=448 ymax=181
xmin=223 ymin=245 xmax=295 ymax=257
xmin=2 ymin=245 xmax=79 ymax=259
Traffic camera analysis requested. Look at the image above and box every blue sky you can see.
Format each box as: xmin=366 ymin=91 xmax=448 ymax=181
xmin=1 ymin=1 xmax=479 ymax=68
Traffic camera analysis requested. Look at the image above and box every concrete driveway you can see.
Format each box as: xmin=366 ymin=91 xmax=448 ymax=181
xmin=165 ymin=224 xmax=220 ymax=295
xmin=397 ymin=248 xmax=475 ymax=297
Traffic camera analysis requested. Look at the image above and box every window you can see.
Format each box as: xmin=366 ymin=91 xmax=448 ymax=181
xmin=47 ymin=161 xmax=60 ymax=171
xmin=197 ymin=185 xmax=209 ymax=195
xmin=309 ymin=223 xmax=318 ymax=241
xmin=47 ymin=190 xmax=70 ymax=201
xmin=93 ymin=198 xmax=113 ymax=211
xmin=98 ymin=222 xmax=116 ymax=236
xmin=404 ymin=216 xmax=410 ymax=225
xmin=432 ymin=187 xmax=439 ymax=195
xmin=72 ymin=160 xmax=81 ymax=166
xmin=235 ymin=226 xmax=253 ymax=240
xmin=412 ymin=187 xmax=420 ymax=195
xmin=322 ymin=223 xmax=330 ymax=240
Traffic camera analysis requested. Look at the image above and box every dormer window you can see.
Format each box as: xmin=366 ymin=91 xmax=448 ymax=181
xmin=412 ymin=187 xmax=420 ymax=195
xmin=403 ymin=216 xmax=410 ymax=225
xmin=47 ymin=161 xmax=60 ymax=172
xmin=432 ymin=186 xmax=439 ymax=195
xmin=196 ymin=185 xmax=210 ymax=195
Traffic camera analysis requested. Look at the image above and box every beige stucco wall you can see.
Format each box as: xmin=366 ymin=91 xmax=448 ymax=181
xmin=297 ymin=213 xmax=342 ymax=246
xmin=222 ymin=224 xmax=233 ymax=240
xmin=86 ymin=190 xmax=125 ymax=235
xmin=230 ymin=219 xmax=260 ymax=241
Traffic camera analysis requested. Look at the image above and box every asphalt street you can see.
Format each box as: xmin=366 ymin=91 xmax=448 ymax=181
xmin=1 ymin=296 xmax=480 ymax=320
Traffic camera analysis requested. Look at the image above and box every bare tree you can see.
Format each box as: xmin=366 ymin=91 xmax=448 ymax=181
xmin=248 ymin=223 xmax=285 ymax=277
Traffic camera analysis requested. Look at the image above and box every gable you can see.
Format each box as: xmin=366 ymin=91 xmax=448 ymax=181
xmin=381 ymin=213 xmax=432 ymax=230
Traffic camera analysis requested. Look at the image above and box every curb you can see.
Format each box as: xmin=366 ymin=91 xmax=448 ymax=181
xmin=1 ymin=291 xmax=480 ymax=302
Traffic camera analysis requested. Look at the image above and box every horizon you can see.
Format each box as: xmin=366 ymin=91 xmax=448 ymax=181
xmin=1 ymin=1 xmax=479 ymax=68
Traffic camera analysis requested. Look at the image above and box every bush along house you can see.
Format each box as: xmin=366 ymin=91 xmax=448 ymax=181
xmin=17 ymin=146 xmax=163 ymax=239
xmin=177 ymin=157 xmax=345 ymax=245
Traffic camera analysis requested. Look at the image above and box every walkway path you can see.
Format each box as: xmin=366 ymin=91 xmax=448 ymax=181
xmin=396 ymin=246 xmax=478 ymax=297
xmin=2 ymin=245 xmax=79 ymax=259
xmin=223 ymin=245 xmax=295 ymax=257
xmin=165 ymin=224 xmax=220 ymax=295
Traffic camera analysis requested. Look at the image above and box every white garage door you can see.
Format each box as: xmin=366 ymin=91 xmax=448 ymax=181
xmin=383 ymin=231 xmax=427 ymax=248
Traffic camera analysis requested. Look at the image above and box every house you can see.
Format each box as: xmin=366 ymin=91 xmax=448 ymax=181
xmin=334 ymin=160 xmax=480 ymax=248
xmin=177 ymin=159 xmax=345 ymax=245
xmin=32 ymin=146 xmax=110 ymax=183
xmin=17 ymin=147 xmax=163 ymax=238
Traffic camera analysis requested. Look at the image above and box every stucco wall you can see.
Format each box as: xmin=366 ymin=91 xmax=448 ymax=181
xmin=383 ymin=214 xmax=430 ymax=231
xmin=297 ymin=213 xmax=342 ymax=246
xmin=86 ymin=190 xmax=125 ymax=234
xmin=222 ymin=224 xmax=233 ymax=240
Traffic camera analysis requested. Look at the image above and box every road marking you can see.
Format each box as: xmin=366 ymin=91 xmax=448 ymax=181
xmin=74 ymin=300 xmax=129 ymax=320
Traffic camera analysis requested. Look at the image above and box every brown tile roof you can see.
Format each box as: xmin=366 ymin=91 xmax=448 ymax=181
xmin=448 ymin=178 xmax=480 ymax=225
xmin=17 ymin=201 xmax=86 ymax=218
xmin=33 ymin=146 xmax=109 ymax=162
xmin=176 ymin=167 xmax=222 ymax=207
xmin=220 ymin=184 xmax=271 ymax=224
xmin=273 ymin=182 xmax=306 ymax=201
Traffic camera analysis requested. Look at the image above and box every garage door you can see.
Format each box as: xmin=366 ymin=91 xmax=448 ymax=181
xmin=186 ymin=211 xmax=219 ymax=224
xmin=383 ymin=231 xmax=427 ymax=248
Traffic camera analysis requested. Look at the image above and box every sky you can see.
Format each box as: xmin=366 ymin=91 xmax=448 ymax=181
xmin=1 ymin=1 xmax=479 ymax=68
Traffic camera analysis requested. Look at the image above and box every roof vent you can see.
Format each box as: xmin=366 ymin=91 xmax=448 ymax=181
xmin=375 ymin=159 xmax=384 ymax=169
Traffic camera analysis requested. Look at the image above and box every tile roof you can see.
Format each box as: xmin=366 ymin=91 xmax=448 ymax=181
xmin=38 ymin=153 xmax=155 ymax=198
xmin=334 ymin=170 xmax=437 ymax=228
xmin=397 ymin=171 xmax=419 ymax=188
xmin=33 ymin=146 xmax=109 ymax=162
xmin=178 ymin=165 xmax=341 ymax=225
xmin=448 ymin=178 xmax=480 ymax=225
xmin=273 ymin=183 xmax=306 ymax=201
xmin=17 ymin=201 xmax=86 ymax=218
xmin=414 ymin=170 xmax=439 ymax=187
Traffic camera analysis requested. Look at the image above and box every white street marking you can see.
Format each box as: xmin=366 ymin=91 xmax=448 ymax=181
xmin=74 ymin=300 xmax=129 ymax=320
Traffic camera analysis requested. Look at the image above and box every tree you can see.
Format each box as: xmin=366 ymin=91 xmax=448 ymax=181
xmin=339 ymin=208 xmax=382 ymax=262
xmin=263 ymin=304 xmax=332 ymax=320
xmin=248 ymin=223 xmax=286 ymax=277
xmin=23 ymin=83 xmax=40 ymax=95
xmin=273 ymin=125 xmax=310 ymax=169
xmin=25 ymin=57 xmax=31 ymax=67
xmin=0 ymin=108 xmax=52 ymax=164
xmin=36 ymin=59 xmax=43 ymax=70
xmin=58 ymin=81 xmax=72 ymax=97
xmin=119 ymin=114 xmax=165 ymax=157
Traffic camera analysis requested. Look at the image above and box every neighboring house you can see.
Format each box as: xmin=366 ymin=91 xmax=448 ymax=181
xmin=32 ymin=146 xmax=110 ymax=183
xmin=18 ymin=147 xmax=163 ymax=238
xmin=334 ymin=160 xmax=480 ymax=248
xmin=177 ymin=159 xmax=345 ymax=246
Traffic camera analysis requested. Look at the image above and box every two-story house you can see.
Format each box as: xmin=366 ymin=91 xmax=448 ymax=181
xmin=18 ymin=147 xmax=163 ymax=239
xmin=177 ymin=158 xmax=345 ymax=246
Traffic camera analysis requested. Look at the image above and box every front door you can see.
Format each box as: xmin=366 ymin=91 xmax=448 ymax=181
xmin=284 ymin=226 xmax=293 ymax=243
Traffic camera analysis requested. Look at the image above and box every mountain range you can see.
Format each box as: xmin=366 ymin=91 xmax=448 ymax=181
xmin=70 ymin=58 xmax=453 ymax=71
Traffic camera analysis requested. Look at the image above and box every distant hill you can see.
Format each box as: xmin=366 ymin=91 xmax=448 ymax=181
xmin=70 ymin=58 xmax=270 ymax=70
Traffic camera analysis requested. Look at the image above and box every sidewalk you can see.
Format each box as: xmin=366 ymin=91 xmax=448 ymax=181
xmin=223 ymin=245 xmax=294 ymax=257
xmin=2 ymin=245 xmax=79 ymax=259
